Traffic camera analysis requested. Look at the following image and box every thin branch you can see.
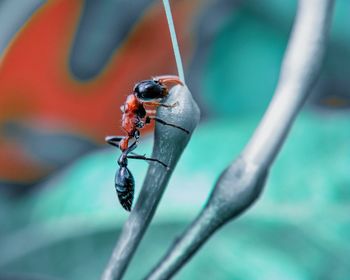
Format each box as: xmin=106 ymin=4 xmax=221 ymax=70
xmin=162 ymin=0 xmax=185 ymax=83
xmin=145 ymin=0 xmax=335 ymax=279
xmin=101 ymin=85 xmax=200 ymax=280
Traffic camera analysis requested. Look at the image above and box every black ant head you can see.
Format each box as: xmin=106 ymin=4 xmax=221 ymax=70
xmin=134 ymin=79 xmax=167 ymax=101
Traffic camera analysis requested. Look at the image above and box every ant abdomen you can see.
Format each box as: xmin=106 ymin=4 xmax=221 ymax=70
xmin=115 ymin=166 xmax=135 ymax=211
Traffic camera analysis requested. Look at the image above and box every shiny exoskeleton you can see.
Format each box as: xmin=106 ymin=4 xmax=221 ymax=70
xmin=118 ymin=75 xmax=188 ymax=151
xmin=106 ymin=137 xmax=169 ymax=211
xmin=115 ymin=157 xmax=134 ymax=211
xmin=106 ymin=75 xmax=189 ymax=211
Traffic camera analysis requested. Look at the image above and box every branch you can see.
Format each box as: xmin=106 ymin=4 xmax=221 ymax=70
xmin=242 ymin=0 xmax=335 ymax=167
xmin=101 ymin=85 xmax=200 ymax=280
xmin=145 ymin=0 xmax=335 ymax=279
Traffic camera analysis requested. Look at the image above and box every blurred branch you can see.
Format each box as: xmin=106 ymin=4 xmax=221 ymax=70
xmin=145 ymin=0 xmax=335 ymax=279
xmin=241 ymin=0 xmax=335 ymax=167
xmin=101 ymin=85 xmax=200 ymax=280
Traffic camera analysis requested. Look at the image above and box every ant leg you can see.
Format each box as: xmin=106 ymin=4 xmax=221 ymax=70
xmin=146 ymin=109 xmax=157 ymax=115
xmin=153 ymin=75 xmax=183 ymax=86
xmin=146 ymin=116 xmax=189 ymax=134
xmin=124 ymin=140 xmax=138 ymax=154
xmin=118 ymin=140 xmax=139 ymax=165
xmin=134 ymin=129 xmax=141 ymax=140
xmin=143 ymin=101 xmax=179 ymax=108
xmin=105 ymin=136 xmax=123 ymax=148
xmin=109 ymin=135 xmax=138 ymax=152
xmin=127 ymin=154 xmax=170 ymax=170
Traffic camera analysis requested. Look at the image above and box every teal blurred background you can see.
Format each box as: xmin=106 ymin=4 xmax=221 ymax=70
xmin=1 ymin=0 xmax=350 ymax=279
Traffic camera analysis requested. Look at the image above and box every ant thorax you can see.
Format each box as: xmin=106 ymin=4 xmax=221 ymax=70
xmin=123 ymin=94 xmax=141 ymax=113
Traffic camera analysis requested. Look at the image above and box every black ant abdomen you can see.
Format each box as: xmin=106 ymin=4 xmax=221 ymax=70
xmin=115 ymin=166 xmax=135 ymax=212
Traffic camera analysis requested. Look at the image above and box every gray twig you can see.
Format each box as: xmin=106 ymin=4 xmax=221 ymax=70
xmin=101 ymin=85 xmax=200 ymax=280
xmin=145 ymin=0 xmax=335 ymax=279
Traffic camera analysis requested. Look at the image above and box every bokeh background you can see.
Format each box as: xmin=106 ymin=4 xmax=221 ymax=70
xmin=1 ymin=0 xmax=350 ymax=279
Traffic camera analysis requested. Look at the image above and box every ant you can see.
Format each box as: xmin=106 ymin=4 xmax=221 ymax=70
xmin=106 ymin=75 xmax=189 ymax=211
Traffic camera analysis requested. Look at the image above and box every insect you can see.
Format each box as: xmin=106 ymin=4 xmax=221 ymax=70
xmin=106 ymin=75 xmax=189 ymax=211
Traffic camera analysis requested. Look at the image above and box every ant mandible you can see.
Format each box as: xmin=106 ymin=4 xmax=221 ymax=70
xmin=106 ymin=75 xmax=189 ymax=211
